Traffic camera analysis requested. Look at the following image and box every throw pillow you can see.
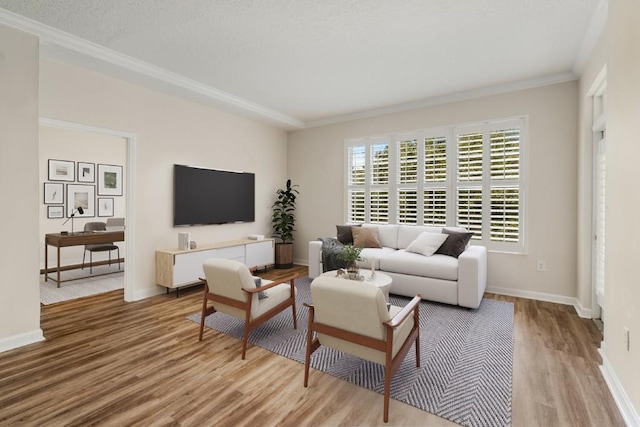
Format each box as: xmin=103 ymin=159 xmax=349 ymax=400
xmin=435 ymin=228 xmax=474 ymax=258
xmin=352 ymin=227 xmax=382 ymax=248
xmin=336 ymin=224 xmax=360 ymax=244
xmin=405 ymin=232 xmax=448 ymax=257
xmin=253 ymin=276 xmax=268 ymax=299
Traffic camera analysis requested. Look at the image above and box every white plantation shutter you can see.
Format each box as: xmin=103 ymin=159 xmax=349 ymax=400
xmin=458 ymin=132 xmax=483 ymax=182
xmin=424 ymin=189 xmax=447 ymax=226
xmin=348 ymin=189 xmax=365 ymax=223
xmin=398 ymin=189 xmax=417 ymax=224
xmin=347 ymin=144 xmax=366 ymax=223
xmin=490 ymin=129 xmax=520 ymax=179
xmin=457 ymin=188 xmax=483 ymax=237
xmin=490 ymin=187 xmax=519 ymax=242
xmin=370 ymin=190 xmax=389 ymax=223
xmin=397 ymin=138 xmax=419 ymax=224
xmin=424 ymin=136 xmax=447 ymax=182
xmin=348 ymin=146 xmax=366 ymax=186
xmin=371 ymin=143 xmax=389 ymax=185
xmin=398 ymin=139 xmax=418 ymax=184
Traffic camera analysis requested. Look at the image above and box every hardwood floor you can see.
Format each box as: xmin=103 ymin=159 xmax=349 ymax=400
xmin=0 ymin=266 xmax=625 ymax=426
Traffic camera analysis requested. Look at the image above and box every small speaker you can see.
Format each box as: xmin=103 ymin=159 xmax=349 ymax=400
xmin=189 ymin=241 xmax=197 ymax=250
xmin=178 ymin=232 xmax=190 ymax=251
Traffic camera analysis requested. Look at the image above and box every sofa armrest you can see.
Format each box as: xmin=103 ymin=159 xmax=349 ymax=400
xmin=308 ymin=240 xmax=323 ymax=279
xmin=457 ymin=245 xmax=487 ymax=309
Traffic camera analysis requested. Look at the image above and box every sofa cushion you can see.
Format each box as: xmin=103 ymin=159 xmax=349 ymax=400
xmin=380 ymin=250 xmax=459 ymax=281
xmin=405 ymin=232 xmax=448 ymax=257
xmin=352 ymin=227 xmax=382 ymax=248
xmin=435 ymin=228 xmax=474 ymax=258
xmin=397 ymin=225 xmax=444 ymax=249
xmin=362 ymin=224 xmax=399 ymax=248
xmin=357 ymin=247 xmax=398 ymax=270
xmin=336 ymin=224 xmax=360 ymax=244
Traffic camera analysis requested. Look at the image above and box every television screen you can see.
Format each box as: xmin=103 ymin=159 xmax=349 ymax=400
xmin=174 ymin=164 xmax=255 ymax=226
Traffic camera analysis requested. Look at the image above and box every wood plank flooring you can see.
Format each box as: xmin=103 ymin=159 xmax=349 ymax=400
xmin=0 ymin=266 xmax=625 ymax=426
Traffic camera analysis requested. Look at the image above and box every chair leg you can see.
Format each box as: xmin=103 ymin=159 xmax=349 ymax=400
xmin=415 ymin=334 xmax=421 ymax=367
xmin=108 ymin=251 xmax=112 ymax=266
xmin=199 ymin=294 xmax=208 ymax=341
xmin=90 ymin=252 xmax=93 ymax=274
xmin=291 ymin=300 xmax=298 ymax=330
xmin=241 ymin=323 xmax=250 ymax=360
xmin=384 ymin=365 xmax=391 ymax=423
xmin=116 ymin=247 xmax=121 ymax=270
xmin=82 ymin=250 xmax=86 ymax=270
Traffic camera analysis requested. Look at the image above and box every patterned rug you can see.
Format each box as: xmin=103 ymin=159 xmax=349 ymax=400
xmin=188 ymin=276 xmax=513 ymax=427
xmin=40 ymin=264 xmax=124 ymax=305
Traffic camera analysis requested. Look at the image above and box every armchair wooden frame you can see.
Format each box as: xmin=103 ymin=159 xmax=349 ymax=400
xmin=304 ymin=294 xmax=421 ymax=423
xmin=198 ymin=272 xmax=299 ymax=360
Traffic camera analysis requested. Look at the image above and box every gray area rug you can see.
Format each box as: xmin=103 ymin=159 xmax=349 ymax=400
xmin=189 ymin=276 xmax=513 ymax=427
xmin=40 ymin=264 xmax=124 ymax=305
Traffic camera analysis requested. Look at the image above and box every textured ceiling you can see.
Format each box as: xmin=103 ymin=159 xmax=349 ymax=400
xmin=0 ymin=0 xmax=601 ymax=126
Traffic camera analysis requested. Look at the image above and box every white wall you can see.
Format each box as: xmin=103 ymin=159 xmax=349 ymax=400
xmin=37 ymin=58 xmax=288 ymax=301
xmin=603 ymin=0 xmax=640 ymax=419
xmin=288 ymin=82 xmax=579 ymax=300
xmin=0 ymin=24 xmax=43 ymax=351
xmin=39 ymin=125 xmax=127 ymax=267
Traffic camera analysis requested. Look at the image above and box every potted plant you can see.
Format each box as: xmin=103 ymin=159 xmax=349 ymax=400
xmin=271 ymin=179 xmax=299 ymax=269
xmin=338 ymin=244 xmax=363 ymax=278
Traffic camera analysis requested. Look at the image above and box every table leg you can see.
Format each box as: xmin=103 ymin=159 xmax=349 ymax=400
xmin=44 ymin=242 xmax=49 ymax=282
xmin=56 ymin=246 xmax=61 ymax=288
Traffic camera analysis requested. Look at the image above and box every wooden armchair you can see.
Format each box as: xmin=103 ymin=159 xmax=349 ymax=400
xmin=304 ymin=276 xmax=421 ymax=423
xmin=199 ymin=258 xmax=298 ymax=359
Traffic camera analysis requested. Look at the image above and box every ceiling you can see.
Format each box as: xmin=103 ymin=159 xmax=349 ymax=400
xmin=0 ymin=0 xmax=605 ymax=129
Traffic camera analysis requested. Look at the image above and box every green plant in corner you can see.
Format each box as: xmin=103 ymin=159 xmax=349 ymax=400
xmin=271 ymin=179 xmax=299 ymax=244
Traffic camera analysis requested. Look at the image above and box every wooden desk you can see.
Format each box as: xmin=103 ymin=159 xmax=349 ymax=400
xmin=45 ymin=231 xmax=125 ymax=287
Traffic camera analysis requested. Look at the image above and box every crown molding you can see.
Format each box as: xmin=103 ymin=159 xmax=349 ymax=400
xmin=572 ymin=0 xmax=608 ymax=76
xmin=0 ymin=8 xmax=305 ymax=130
xmin=305 ymin=72 xmax=577 ymax=128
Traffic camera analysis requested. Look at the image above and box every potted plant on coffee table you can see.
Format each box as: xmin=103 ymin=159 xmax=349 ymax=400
xmin=338 ymin=244 xmax=363 ymax=279
xmin=271 ymin=179 xmax=299 ymax=269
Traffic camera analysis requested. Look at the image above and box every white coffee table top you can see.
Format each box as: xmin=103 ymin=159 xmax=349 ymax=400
xmin=320 ymin=269 xmax=392 ymax=300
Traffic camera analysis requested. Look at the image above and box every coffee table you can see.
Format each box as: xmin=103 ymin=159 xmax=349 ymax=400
xmin=320 ymin=269 xmax=392 ymax=301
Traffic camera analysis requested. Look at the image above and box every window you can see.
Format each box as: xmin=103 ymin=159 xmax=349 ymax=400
xmin=345 ymin=117 xmax=526 ymax=252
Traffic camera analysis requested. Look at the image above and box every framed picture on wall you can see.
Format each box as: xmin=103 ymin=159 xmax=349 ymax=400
xmin=98 ymin=198 xmax=114 ymax=217
xmin=43 ymin=182 xmax=64 ymax=204
xmin=97 ymin=164 xmax=123 ymax=196
xmin=48 ymin=159 xmax=75 ymax=182
xmin=47 ymin=206 xmax=64 ymax=219
xmin=66 ymin=184 xmax=95 ymax=218
xmin=77 ymin=162 xmax=95 ymax=183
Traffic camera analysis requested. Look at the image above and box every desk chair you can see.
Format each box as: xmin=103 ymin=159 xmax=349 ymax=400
xmin=82 ymin=222 xmax=121 ymax=274
xmin=304 ymin=276 xmax=421 ymax=423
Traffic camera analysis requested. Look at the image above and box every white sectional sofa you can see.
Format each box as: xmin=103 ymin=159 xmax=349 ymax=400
xmin=308 ymin=224 xmax=488 ymax=309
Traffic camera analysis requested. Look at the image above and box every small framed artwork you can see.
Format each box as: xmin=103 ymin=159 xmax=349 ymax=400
xmin=47 ymin=206 xmax=64 ymax=219
xmin=43 ymin=182 xmax=64 ymax=204
xmin=77 ymin=162 xmax=96 ymax=183
xmin=97 ymin=164 xmax=123 ymax=196
xmin=98 ymin=198 xmax=114 ymax=217
xmin=66 ymin=184 xmax=95 ymax=218
xmin=48 ymin=159 xmax=75 ymax=182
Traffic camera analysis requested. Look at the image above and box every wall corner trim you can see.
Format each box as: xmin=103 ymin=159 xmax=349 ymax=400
xmin=0 ymin=329 xmax=45 ymax=354
xmin=599 ymin=346 xmax=640 ymax=427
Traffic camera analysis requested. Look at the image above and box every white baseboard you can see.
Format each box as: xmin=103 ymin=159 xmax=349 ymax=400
xmin=131 ymin=286 xmax=166 ymax=301
xmin=599 ymin=345 xmax=640 ymax=427
xmin=0 ymin=329 xmax=45 ymax=354
xmin=486 ymin=286 xmax=592 ymax=318
xmin=293 ymin=258 xmax=308 ymax=267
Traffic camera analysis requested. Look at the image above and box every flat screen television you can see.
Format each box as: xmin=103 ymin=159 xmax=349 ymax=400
xmin=173 ymin=164 xmax=255 ymax=226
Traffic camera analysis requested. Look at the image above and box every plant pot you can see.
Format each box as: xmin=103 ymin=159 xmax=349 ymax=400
xmin=274 ymin=242 xmax=294 ymax=269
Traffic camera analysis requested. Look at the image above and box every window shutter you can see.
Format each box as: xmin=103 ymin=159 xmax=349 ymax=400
xmin=370 ymin=190 xmax=389 ymax=223
xmin=457 ymin=132 xmax=483 ymax=182
xmin=398 ymin=189 xmax=417 ymax=224
xmin=347 ymin=146 xmax=366 ymax=186
xmin=490 ymin=129 xmax=520 ymax=179
xmin=398 ymin=139 xmax=418 ymax=184
xmin=371 ymin=143 xmax=389 ymax=185
xmin=490 ymin=187 xmax=519 ymax=242
xmin=424 ymin=136 xmax=447 ymax=182
xmin=457 ymin=188 xmax=482 ymax=238
xmin=424 ymin=189 xmax=447 ymax=226
xmin=348 ymin=189 xmax=365 ymax=223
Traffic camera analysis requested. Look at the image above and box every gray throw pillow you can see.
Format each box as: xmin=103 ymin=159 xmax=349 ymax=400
xmin=336 ymin=224 xmax=360 ymax=244
xmin=253 ymin=276 xmax=268 ymax=299
xmin=435 ymin=228 xmax=474 ymax=258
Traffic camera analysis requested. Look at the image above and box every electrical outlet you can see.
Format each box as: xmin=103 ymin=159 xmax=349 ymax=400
xmin=536 ymin=260 xmax=547 ymax=272
xmin=624 ymin=327 xmax=630 ymax=351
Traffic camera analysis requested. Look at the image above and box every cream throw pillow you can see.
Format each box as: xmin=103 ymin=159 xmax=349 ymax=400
xmin=405 ymin=232 xmax=448 ymax=257
xmin=352 ymin=227 xmax=382 ymax=248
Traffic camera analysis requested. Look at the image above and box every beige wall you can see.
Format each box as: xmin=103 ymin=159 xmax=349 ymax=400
xmin=39 ymin=58 xmax=288 ymax=300
xmin=289 ymin=82 xmax=579 ymax=299
xmin=0 ymin=24 xmax=43 ymax=351
xmin=39 ymin=126 xmax=127 ymax=267
xmin=604 ymin=0 xmax=640 ymax=415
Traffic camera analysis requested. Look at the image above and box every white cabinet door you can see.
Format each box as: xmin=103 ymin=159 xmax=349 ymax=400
xmin=246 ymin=240 xmax=274 ymax=268
xmin=173 ymin=249 xmax=217 ymax=285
